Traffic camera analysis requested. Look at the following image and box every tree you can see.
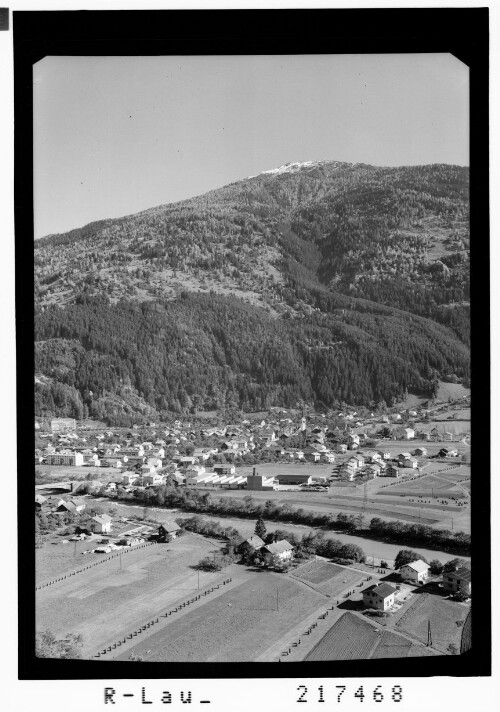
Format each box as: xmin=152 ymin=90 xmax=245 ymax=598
xmin=394 ymin=549 xmax=426 ymax=570
xmin=339 ymin=543 xmax=366 ymax=563
xmin=429 ymin=559 xmax=443 ymax=575
xmin=238 ymin=541 xmax=256 ymax=564
xmin=442 ymin=558 xmax=469 ymax=574
xmin=36 ymin=630 xmax=83 ymax=659
xmin=254 ymin=516 xmax=267 ymax=540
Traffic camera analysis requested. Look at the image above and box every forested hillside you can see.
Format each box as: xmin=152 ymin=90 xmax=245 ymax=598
xmin=34 ymin=160 xmax=470 ymax=422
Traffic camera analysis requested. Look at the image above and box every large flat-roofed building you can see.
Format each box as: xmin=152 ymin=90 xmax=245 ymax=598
xmin=44 ymin=452 xmax=84 ymax=467
xmin=246 ymin=474 xmax=275 ymax=491
xmin=277 ymin=473 xmax=313 ymax=486
xmin=50 ymin=418 xmax=77 ymax=433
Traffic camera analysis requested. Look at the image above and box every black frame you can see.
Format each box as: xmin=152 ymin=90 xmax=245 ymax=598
xmin=15 ymin=8 xmax=490 ymax=680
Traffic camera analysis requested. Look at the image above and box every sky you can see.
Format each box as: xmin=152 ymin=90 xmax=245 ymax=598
xmin=33 ymin=53 xmax=469 ymax=239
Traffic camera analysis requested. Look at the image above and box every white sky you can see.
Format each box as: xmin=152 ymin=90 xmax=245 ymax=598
xmin=33 ymin=53 xmax=469 ymax=238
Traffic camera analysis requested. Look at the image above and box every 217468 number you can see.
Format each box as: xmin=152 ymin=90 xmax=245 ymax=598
xmin=296 ymin=685 xmax=403 ymax=703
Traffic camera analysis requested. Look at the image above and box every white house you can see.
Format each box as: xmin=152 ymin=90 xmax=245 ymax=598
xmin=88 ymin=514 xmax=112 ymax=534
xmin=261 ymin=540 xmax=294 ymax=561
xmin=363 ymin=583 xmax=397 ymax=611
xmin=400 ymin=559 xmax=430 ymax=584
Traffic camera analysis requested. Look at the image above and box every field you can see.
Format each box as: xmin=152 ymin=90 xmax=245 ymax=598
xmin=304 ymin=612 xmax=381 ymax=660
xmin=36 ymin=464 xmax=119 ymax=483
xmin=113 ymin=572 xmax=327 ymax=662
xmin=304 ymin=611 xmax=437 ymax=661
xmin=291 ymin=560 xmax=366 ymax=597
xmin=36 ymin=519 xmax=157 ymax=583
xmin=394 ymin=592 xmax=469 ymax=654
xmin=36 ymin=533 xmax=229 ymax=658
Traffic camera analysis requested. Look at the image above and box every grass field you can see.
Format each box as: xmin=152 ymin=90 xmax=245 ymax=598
xmin=36 ymin=533 xmax=228 ymax=657
xmin=291 ymin=560 xmax=366 ymax=597
xmin=395 ymin=592 xmax=469 ymax=654
xmin=285 ymin=497 xmax=441 ymax=525
xmin=113 ymin=572 xmax=326 ymax=662
xmin=304 ymin=612 xmax=381 ymax=660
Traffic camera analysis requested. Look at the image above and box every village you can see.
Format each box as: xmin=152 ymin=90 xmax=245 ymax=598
xmin=35 ymin=394 xmax=471 ymax=662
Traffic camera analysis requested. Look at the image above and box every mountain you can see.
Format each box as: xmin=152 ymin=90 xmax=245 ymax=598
xmin=34 ymin=160 xmax=470 ymax=424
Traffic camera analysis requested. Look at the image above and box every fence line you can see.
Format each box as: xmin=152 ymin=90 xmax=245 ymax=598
xmin=35 ymin=541 xmax=157 ymax=590
xmin=92 ymin=577 xmax=233 ymax=659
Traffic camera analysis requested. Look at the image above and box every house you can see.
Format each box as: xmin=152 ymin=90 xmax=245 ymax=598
xmin=442 ymin=567 xmax=471 ymax=596
xmin=121 ymin=472 xmax=139 ymax=485
xmin=347 ymin=456 xmax=361 ymax=469
xmin=400 ymin=559 xmax=430 ymax=584
xmin=378 ymin=450 xmax=391 ymax=460
xmin=213 ymin=463 xmax=236 ymax=476
xmin=180 ymin=456 xmax=198 ymax=467
xmin=192 ymin=448 xmax=212 ymax=461
xmin=339 ymin=463 xmax=356 ymax=481
xmin=302 ymin=447 xmax=320 ymax=462
xmin=413 ymin=447 xmax=427 ymax=457
xmin=285 ymin=449 xmax=305 ymax=460
xmin=337 ymin=443 xmax=348 ymax=454
xmin=158 ymin=522 xmax=181 ymax=540
xmin=35 ymin=494 xmax=47 ymax=510
xmin=366 ymin=464 xmax=380 ymax=478
xmin=261 ymin=539 xmax=294 ymax=561
xmin=362 ymin=583 xmax=397 ymax=611
xmin=142 ymin=473 xmax=162 ymax=486
xmin=381 ymin=464 xmax=399 ymax=478
xmin=87 ymin=514 xmax=112 ymax=534
xmin=397 ymin=452 xmax=412 ymax=466
xmin=141 ymin=464 xmax=157 ymax=475
xmin=401 ymin=427 xmax=415 ymax=440
xmin=146 ymin=457 xmax=163 ymax=469
xmin=403 ymin=456 xmax=418 ymax=469
xmin=56 ymin=499 xmax=86 ymax=514
xmin=244 ymin=535 xmax=265 ymax=549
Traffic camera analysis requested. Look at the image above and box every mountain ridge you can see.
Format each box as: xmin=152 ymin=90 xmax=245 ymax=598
xmin=34 ymin=160 xmax=470 ymax=423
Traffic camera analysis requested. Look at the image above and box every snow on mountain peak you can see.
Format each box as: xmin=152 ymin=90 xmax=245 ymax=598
xmin=246 ymin=160 xmax=351 ymax=179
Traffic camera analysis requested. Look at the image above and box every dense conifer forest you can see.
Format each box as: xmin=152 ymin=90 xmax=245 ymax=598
xmin=34 ymin=161 xmax=470 ymax=422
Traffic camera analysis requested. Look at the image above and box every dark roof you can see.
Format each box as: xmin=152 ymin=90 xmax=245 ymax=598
xmin=245 ymin=535 xmax=265 ymax=548
xmin=447 ymin=567 xmax=471 ymax=583
xmin=159 ymin=522 xmax=180 ymax=532
xmin=365 ymin=583 xmax=397 ymax=598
